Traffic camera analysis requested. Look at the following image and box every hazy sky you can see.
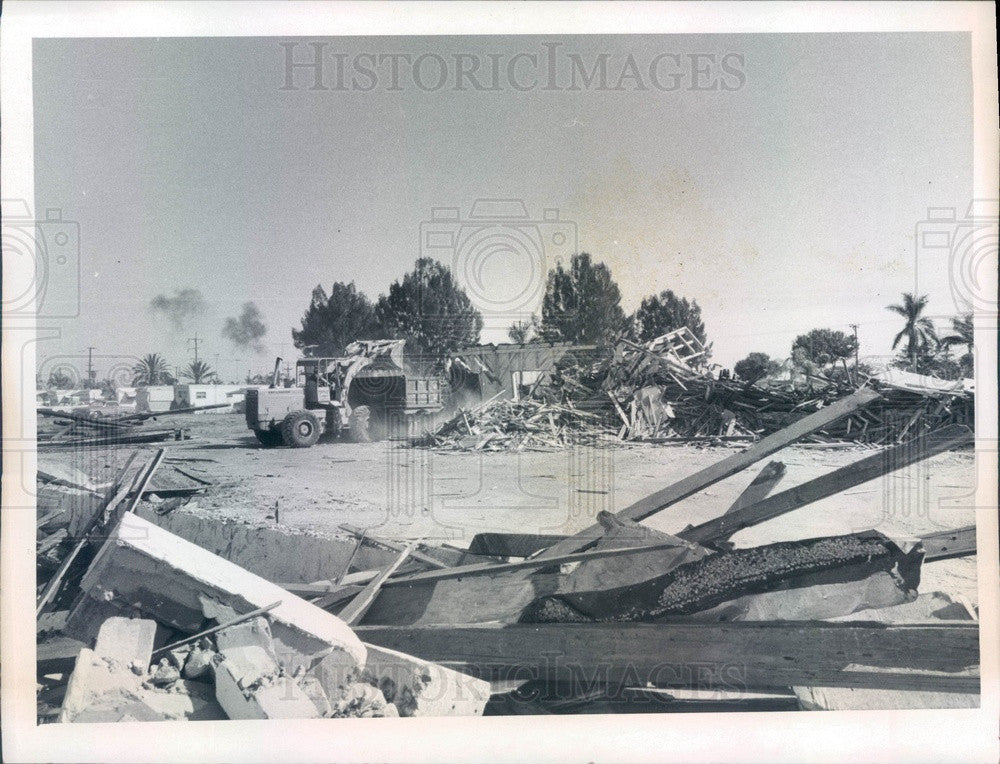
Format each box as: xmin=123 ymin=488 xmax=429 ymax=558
xmin=33 ymin=33 xmax=972 ymax=383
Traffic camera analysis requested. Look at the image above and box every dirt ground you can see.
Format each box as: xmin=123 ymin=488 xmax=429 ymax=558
xmin=43 ymin=411 xmax=980 ymax=604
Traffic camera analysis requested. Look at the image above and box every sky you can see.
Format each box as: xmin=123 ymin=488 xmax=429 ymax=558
xmin=32 ymin=33 xmax=973 ymax=384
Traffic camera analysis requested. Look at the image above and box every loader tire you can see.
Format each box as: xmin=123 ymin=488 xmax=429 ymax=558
xmin=348 ymin=405 xmax=384 ymax=443
xmin=281 ymin=410 xmax=321 ymax=448
xmin=254 ymin=428 xmax=283 ymax=448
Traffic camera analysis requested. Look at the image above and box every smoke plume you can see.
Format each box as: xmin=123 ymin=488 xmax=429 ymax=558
xmin=223 ymin=302 xmax=268 ymax=352
xmin=149 ymin=288 xmax=208 ymax=330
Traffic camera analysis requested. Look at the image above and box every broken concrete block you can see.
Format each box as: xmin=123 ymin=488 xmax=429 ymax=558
xmin=311 ymin=649 xmax=363 ymax=704
xmin=215 ymin=645 xmax=276 ymax=689
xmin=140 ymin=679 xmax=227 ymax=721
xmin=298 ymin=673 xmax=333 ymax=717
xmin=182 ymin=639 xmax=216 ymax=680
xmin=149 ymin=657 xmax=181 ymax=687
xmin=93 ymin=617 xmax=156 ymax=671
xmin=213 ymin=658 xmax=320 ymax=720
xmin=361 ymin=643 xmax=491 ymax=717
xmin=59 ymin=648 xmax=156 ymax=723
xmin=215 ymin=616 xmax=278 ymax=663
xmin=329 ymin=682 xmax=391 ymax=718
xmin=68 ymin=512 xmax=366 ymax=676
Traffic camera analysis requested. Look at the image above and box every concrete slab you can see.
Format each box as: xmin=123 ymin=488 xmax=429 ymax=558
xmin=361 ymin=643 xmax=491 ymax=717
xmin=93 ymin=617 xmax=156 ymax=670
xmin=69 ymin=512 xmax=366 ymax=674
xmin=213 ymin=659 xmax=320 ymax=720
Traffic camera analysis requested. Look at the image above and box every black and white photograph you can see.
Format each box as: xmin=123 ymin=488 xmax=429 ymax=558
xmin=2 ymin=2 xmax=998 ymax=761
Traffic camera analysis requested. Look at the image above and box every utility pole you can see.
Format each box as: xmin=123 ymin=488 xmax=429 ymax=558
xmin=849 ymin=324 xmax=859 ymax=385
xmin=86 ymin=346 xmax=96 ymax=387
xmin=187 ymin=333 xmax=201 ymax=362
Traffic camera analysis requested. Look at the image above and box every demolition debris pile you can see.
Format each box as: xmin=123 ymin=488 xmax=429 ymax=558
xmin=419 ymin=396 xmax=612 ymax=451
xmin=420 ymin=328 xmax=973 ymax=454
xmin=36 ymin=404 xmax=231 ymax=449
xmin=544 ymin=328 xmax=974 ymax=447
xmin=36 ymin=388 xmax=980 ymax=720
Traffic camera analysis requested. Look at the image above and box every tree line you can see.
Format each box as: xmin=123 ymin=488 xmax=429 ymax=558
xmin=50 ymin=255 xmax=971 ymax=391
xmin=291 ymin=253 xmax=709 ymax=365
xmin=733 ymin=295 xmax=973 ymax=383
xmin=293 ymin=255 xmax=974 ymax=382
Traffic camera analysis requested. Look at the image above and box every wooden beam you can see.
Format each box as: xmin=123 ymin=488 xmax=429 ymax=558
xmin=467 ymin=533 xmax=567 ymax=558
xmin=725 ymin=461 xmax=786 ymax=515
xmin=382 ymin=539 xmax=695 ymax=588
xmin=119 ymin=448 xmax=167 ymax=518
xmin=338 ymin=524 xmax=450 ymax=569
xmin=355 ymin=621 xmax=979 ymax=693
xmin=535 ymin=388 xmax=880 ymax=558
xmin=681 ymin=424 xmax=973 ymax=545
xmin=920 ymin=525 xmax=977 ymax=562
xmin=339 ymin=543 xmax=416 ymax=625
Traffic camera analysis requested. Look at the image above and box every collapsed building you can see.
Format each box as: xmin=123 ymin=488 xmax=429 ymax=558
xmin=425 ymin=329 xmax=974 ymax=451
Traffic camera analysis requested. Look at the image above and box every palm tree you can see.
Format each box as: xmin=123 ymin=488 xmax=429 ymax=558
xmin=507 ymin=319 xmax=533 ymax=344
xmin=132 ymin=353 xmax=170 ymax=386
xmin=182 ymin=359 xmax=217 ymax=384
xmin=940 ymin=312 xmax=974 ymax=376
xmin=940 ymin=313 xmax=973 ymax=354
xmin=887 ymin=293 xmax=937 ymax=371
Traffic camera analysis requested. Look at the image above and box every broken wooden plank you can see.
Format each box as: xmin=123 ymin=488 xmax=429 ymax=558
xmin=681 ymin=424 xmax=973 ymax=545
xmin=725 ymin=461 xmax=786 ymax=515
xmin=339 ymin=543 xmax=416 ymax=625
xmin=35 ymin=452 xmax=151 ymax=618
xmin=920 ymin=525 xmax=977 ymax=562
xmin=338 ymin=524 xmax=450 ymax=569
xmin=467 ymin=532 xmax=568 ymax=558
xmin=535 ymin=388 xmax=881 ymax=558
xmin=38 ymin=429 xmax=183 ymax=448
xmin=119 ymin=448 xmax=167 ymax=519
xmin=311 ymin=585 xmax=365 ymax=611
xmin=37 ymin=529 xmax=68 ymax=555
xmin=355 ymin=621 xmax=979 ymax=693
xmin=36 ymin=636 xmax=88 ymax=676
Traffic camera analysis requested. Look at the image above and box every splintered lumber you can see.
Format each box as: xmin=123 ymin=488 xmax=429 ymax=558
xmin=920 ymin=525 xmax=977 ymax=562
xmin=681 ymin=424 xmax=973 ymax=545
xmin=355 ymin=621 xmax=979 ymax=693
xmin=338 ymin=524 xmax=450 ymax=569
xmin=339 ymin=543 xmax=416 ymax=625
xmin=35 ymin=450 xmax=159 ymax=617
xmin=725 ymin=461 xmax=786 ymax=515
xmin=535 ymin=388 xmax=881 ymax=558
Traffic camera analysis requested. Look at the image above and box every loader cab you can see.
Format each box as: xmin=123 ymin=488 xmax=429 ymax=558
xmin=296 ymin=358 xmax=343 ymax=407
